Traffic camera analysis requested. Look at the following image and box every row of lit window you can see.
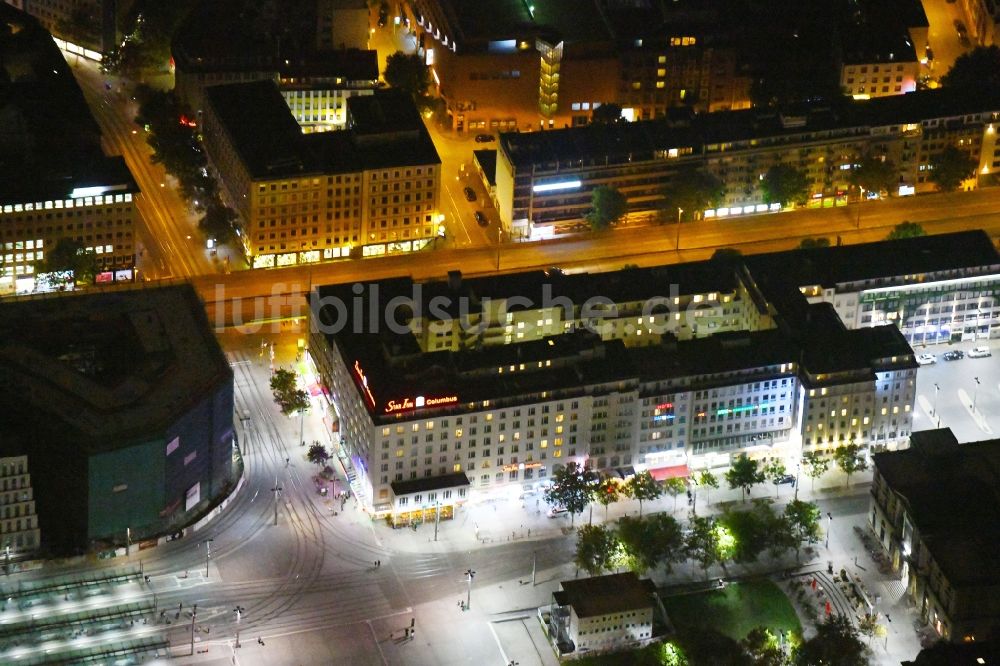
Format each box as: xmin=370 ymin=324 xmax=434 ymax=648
xmin=2 ymin=194 xmax=131 ymax=214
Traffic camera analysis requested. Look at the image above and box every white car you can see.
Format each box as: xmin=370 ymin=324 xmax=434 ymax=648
xmin=916 ymin=353 xmax=936 ymax=365
xmin=968 ymin=346 xmax=992 ymax=358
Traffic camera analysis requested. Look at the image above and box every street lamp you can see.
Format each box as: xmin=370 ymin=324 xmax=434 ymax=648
xmin=233 ymin=606 xmax=245 ymax=649
xmin=496 ymin=227 xmax=502 ymax=271
xmin=201 ymin=538 xmax=214 ymax=578
xmin=933 ymin=383 xmax=941 ymax=428
xmin=271 ymin=480 xmax=283 ymax=526
xmin=972 ymin=377 xmax=981 ymax=414
xmin=465 ymin=569 xmax=476 ymax=611
xmin=825 ymin=512 xmax=833 ymax=549
xmin=675 ymin=208 xmax=683 ymax=251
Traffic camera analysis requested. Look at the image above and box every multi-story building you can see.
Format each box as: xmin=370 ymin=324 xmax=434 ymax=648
xmin=870 ymin=429 xmax=1000 ymax=643
xmin=307 ymin=232 xmax=996 ymax=516
xmin=201 ymin=82 xmax=441 ymax=267
xmin=0 ymin=284 xmax=235 ymax=555
xmin=3 ymin=0 xmax=123 ymax=58
xmin=0 ymin=453 xmax=40 ymax=558
xmin=400 ymin=0 xmax=751 ymax=133
xmin=0 ymin=3 xmax=138 ymax=294
xmin=548 ymin=572 xmax=657 ymax=656
xmin=839 ymin=33 xmax=918 ymax=99
xmin=496 ymin=88 xmax=1000 ymax=239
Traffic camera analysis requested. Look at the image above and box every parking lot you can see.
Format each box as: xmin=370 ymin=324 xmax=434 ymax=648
xmin=913 ymin=339 xmax=999 ymax=441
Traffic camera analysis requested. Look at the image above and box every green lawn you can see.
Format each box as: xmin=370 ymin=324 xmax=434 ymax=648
xmin=661 ymin=579 xmax=801 ymax=642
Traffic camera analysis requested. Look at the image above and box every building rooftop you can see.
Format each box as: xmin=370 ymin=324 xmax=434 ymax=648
xmin=840 ymin=29 xmax=917 ymax=67
xmin=0 ymin=4 xmax=138 ymax=205
xmin=0 ymin=284 xmax=232 ymax=453
xmin=390 ymin=472 xmax=470 ymax=497
xmin=279 ymin=49 xmax=378 ymax=82
xmin=498 ymin=88 xmax=1000 ymax=169
xmin=874 ymin=431 xmax=1000 ymax=588
xmin=554 ymin=572 xmax=655 ymax=618
xmin=204 ymin=83 xmax=440 ymax=179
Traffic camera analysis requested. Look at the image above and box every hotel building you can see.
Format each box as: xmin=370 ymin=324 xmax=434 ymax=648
xmin=305 ymin=232 xmax=998 ymax=518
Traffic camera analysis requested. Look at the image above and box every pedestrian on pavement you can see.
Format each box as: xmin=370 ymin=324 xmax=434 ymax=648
xmin=285 ymin=457 xmax=289 ymax=467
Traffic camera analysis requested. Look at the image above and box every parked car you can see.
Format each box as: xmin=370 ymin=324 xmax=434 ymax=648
xmin=968 ymin=346 xmax=992 ymax=358
xmin=547 ymin=506 xmax=569 ymax=518
xmin=475 ymin=134 xmax=495 ymax=143
xmin=775 ymin=474 xmax=796 ymax=486
xmin=942 ymin=350 xmax=965 ymax=361
xmin=474 ymin=211 xmax=488 ymax=226
xmin=916 ymin=353 xmax=936 ymax=365
xmin=463 ymin=186 xmax=476 ymax=202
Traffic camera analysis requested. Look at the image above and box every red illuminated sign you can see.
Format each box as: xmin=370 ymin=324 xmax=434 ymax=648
xmin=353 ymin=360 xmax=376 ymax=407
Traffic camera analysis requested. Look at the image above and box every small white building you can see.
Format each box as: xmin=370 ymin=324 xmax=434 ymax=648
xmin=549 ymin=572 xmax=657 ymax=655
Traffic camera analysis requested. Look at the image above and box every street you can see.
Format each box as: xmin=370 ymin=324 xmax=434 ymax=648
xmin=913 ymin=340 xmax=999 ymax=441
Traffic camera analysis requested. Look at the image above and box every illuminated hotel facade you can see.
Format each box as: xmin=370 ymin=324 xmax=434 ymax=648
xmin=496 ymin=88 xmax=1000 ymax=240
xmin=307 ymin=231 xmax=998 ymax=518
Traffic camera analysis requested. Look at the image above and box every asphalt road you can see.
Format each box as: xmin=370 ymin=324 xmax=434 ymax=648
xmin=68 ymin=57 xmax=221 ymax=281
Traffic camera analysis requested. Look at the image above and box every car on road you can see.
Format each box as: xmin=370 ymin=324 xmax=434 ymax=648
xmin=968 ymin=346 xmax=992 ymax=358
xmin=916 ymin=353 xmax=936 ymax=365
xmin=474 ymin=134 xmax=495 ymax=143
xmin=547 ymin=506 xmax=569 ymax=518
xmin=474 ymin=211 xmax=488 ymax=226
xmin=463 ymin=186 xmax=476 ymax=202
xmin=942 ymin=350 xmax=965 ymax=361
xmin=775 ymin=474 xmax=796 ymax=486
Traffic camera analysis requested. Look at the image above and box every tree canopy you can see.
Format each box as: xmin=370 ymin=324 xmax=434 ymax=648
xmin=761 ymin=165 xmax=810 ymax=207
xmin=941 ymin=45 xmax=1000 ymax=90
xmin=590 ymin=103 xmax=624 ymax=125
xmin=849 ymin=155 xmax=897 ymax=196
xmin=586 ymin=186 xmax=628 ymax=230
xmin=384 ymin=51 xmax=431 ymax=97
xmin=929 ymin=145 xmax=978 ymax=192
xmin=886 ymin=221 xmax=926 ymax=240
xmin=270 ymin=369 xmax=310 ymax=416
xmin=307 ymin=442 xmax=330 ymax=467
xmin=575 ymin=524 xmax=617 ymax=576
xmin=794 ymin=614 xmax=868 ymax=666
xmin=662 ymin=169 xmax=725 ymax=221
xmin=833 ymin=443 xmax=868 ymax=486
xmin=544 ymin=462 xmax=599 ymax=525
xmin=725 ymin=454 xmax=766 ymax=502
xmin=624 ymin=470 xmax=663 ymax=517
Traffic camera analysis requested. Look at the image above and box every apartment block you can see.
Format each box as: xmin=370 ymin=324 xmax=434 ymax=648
xmin=0 ymin=3 xmax=138 ymax=295
xmin=0 ymin=454 xmax=40 ymax=557
xmin=201 ymin=82 xmax=441 ymax=267
xmin=496 ymin=88 xmax=1000 ymax=239
xmin=871 ymin=429 xmax=1000 ymax=643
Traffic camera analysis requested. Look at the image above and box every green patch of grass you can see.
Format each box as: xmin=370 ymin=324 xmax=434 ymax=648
xmin=572 ymin=642 xmax=669 ymax=666
xmin=662 ymin=579 xmax=801 ymax=642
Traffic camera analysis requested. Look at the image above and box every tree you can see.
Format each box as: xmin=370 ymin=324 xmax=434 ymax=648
xmin=741 ymin=626 xmax=787 ymax=666
xmin=784 ymin=499 xmax=822 ymax=560
xmin=306 ymin=442 xmax=330 ymax=468
xmin=56 ymin=3 xmax=101 ymax=45
xmin=685 ymin=515 xmax=720 ymax=574
xmin=664 ymin=477 xmax=687 ymax=512
xmin=849 ymin=155 xmax=897 ymax=197
xmin=793 ymin=614 xmax=868 ymax=666
xmin=833 ymin=444 xmax=868 ymax=487
xmin=36 ymin=238 xmax=99 ymax=285
xmin=801 ymin=451 xmax=830 ymax=491
xmin=725 ymin=455 xmax=765 ymax=502
xmin=661 ymin=168 xmax=725 ymax=221
xmin=544 ymin=462 xmax=598 ymax=527
xmin=575 ymin=524 xmax=616 ymax=576
xmin=929 ymin=145 xmax=978 ymax=192
xmin=617 ymin=513 xmax=684 ymax=574
xmin=799 ymin=237 xmax=830 ymax=249
xmin=696 ymin=470 xmax=719 ymax=509
xmin=198 ymin=201 xmax=237 ymax=244
xmin=941 ymin=45 xmax=1000 ymax=90
xmin=585 ymin=186 xmax=628 ymax=230
xmin=384 ymin=51 xmax=430 ymax=97
xmin=594 ymin=476 xmax=620 ymax=522
xmin=590 ymin=102 xmax=624 ymax=125
xmin=763 ymin=459 xmax=788 ymax=498
xmin=270 ymin=368 xmax=310 ymax=416
xmin=857 ymin=612 xmax=880 ymax=646
xmin=886 ymin=221 xmax=926 ymax=240
xmin=624 ymin=471 xmax=663 ymax=517
xmin=761 ymin=164 xmax=810 ymax=207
